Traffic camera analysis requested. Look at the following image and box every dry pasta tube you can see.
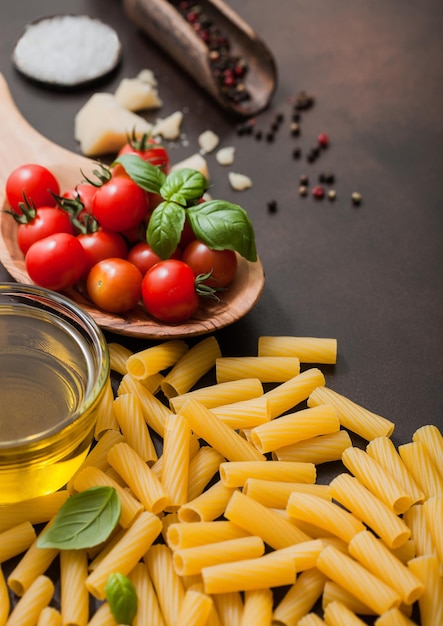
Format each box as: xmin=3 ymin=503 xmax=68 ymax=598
xmin=412 ymin=424 xmax=443 ymax=478
xmin=220 ymin=460 xmax=316 ymax=488
xmin=107 ymin=341 xmax=133 ymax=375
xmin=112 ymin=393 xmax=157 ymax=464
xmin=67 ymin=428 xmax=124 ymax=493
xmin=322 ymin=581 xmax=376 ymax=616
xmin=250 ymin=404 xmax=340 ymax=454
xmin=173 ymin=535 xmax=265 ymax=576
xmin=170 ymin=377 xmax=264 ymax=413
xmin=342 ymin=446 xmax=413 ymax=514
xmin=167 ymin=521 xmax=250 ymax=550
xmin=0 ymin=566 xmax=9 ymax=626
xmin=366 ymin=437 xmax=425 ymax=505
xmin=107 ymin=442 xmax=168 ymax=515
xmin=263 ymin=368 xmax=326 ymax=419
xmin=308 ymin=385 xmax=395 ymax=440
xmin=272 ymin=567 xmax=327 ymax=626
xmin=329 ymin=473 xmax=410 ymax=549
xmin=225 ymin=489 xmax=310 ymax=550
xmin=216 ymin=355 xmax=300 ymax=383
xmin=6 ymin=575 xmax=54 ymax=626
xmin=240 ymin=588 xmax=273 ymax=626
xmin=175 ymin=589 xmax=213 ymax=626
xmin=298 ymin=614 xmax=327 ymax=626
xmin=0 ymin=522 xmax=35 ymax=563
xmin=266 ymin=539 xmax=324 ymax=572
xmin=0 ymin=491 xmax=69 ymax=533
xmin=117 ymin=375 xmax=172 ymax=437
xmin=161 ymin=336 xmax=222 ymax=398
xmin=212 ymin=591 xmax=243 ymax=626
xmin=85 ymin=603 xmax=117 ymax=626
xmin=178 ymin=480 xmax=235 ymax=523
xmin=202 ymin=550 xmax=296 ymax=594
xmin=244 ymin=478 xmax=330 ymax=509
xmin=258 ymin=335 xmax=337 ymax=364
xmin=286 ymin=491 xmax=365 ymax=544
xmin=144 ymin=543 xmax=185 ymax=626
xmin=94 ymin=375 xmax=119 ymax=439
xmin=211 ymin=396 xmax=270 ymax=430
xmin=179 ymin=398 xmax=266 ymax=462
xmin=323 ymin=600 xmax=367 ymax=626
xmin=374 ymin=608 xmax=419 ymax=626
xmin=408 ymin=555 xmax=443 ymax=626
xmin=273 ymin=429 xmax=352 ymax=464
xmin=118 ymin=371 xmax=162 ymax=396
xmin=7 ymin=520 xmax=58 ymax=596
xmin=161 ymin=412 xmax=191 ymax=510
xmin=37 ymin=607 xmax=62 ymax=626
xmin=316 ymin=545 xmax=402 ymax=615
xmin=73 ymin=465 xmax=143 ymax=529
xmin=348 ymin=530 xmax=424 ymax=605
xmin=86 ymin=511 xmax=162 ymax=600
xmin=398 ymin=440 xmax=443 ymax=499
xmin=402 ymin=504 xmax=437 ymax=560
xmin=187 ymin=446 xmax=225 ymax=502
xmin=423 ymin=497 xmax=443 ymax=564
xmin=60 ymin=549 xmax=89 ymax=626
xmin=129 ymin=562 xmax=165 ymax=626
xmin=126 ymin=339 xmax=188 ymax=379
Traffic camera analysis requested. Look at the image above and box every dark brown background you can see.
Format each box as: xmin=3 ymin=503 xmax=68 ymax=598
xmin=1 ymin=1 xmax=442 ymax=620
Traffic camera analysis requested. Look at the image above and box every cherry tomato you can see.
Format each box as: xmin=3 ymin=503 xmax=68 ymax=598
xmin=178 ymin=217 xmax=196 ymax=251
xmin=17 ymin=206 xmax=75 ymax=255
xmin=114 ymin=135 xmax=170 ymax=175
xmin=77 ymin=229 xmax=128 ymax=274
xmin=127 ymin=242 xmax=181 ymax=276
xmin=182 ymin=240 xmax=238 ymax=288
xmin=87 ymin=258 xmax=143 ymax=314
xmin=25 ymin=233 xmax=87 ymax=291
xmin=141 ymin=259 xmax=199 ymax=323
xmin=62 ymin=182 xmax=97 ymax=215
xmin=92 ymin=176 xmax=149 ymax=232
xmin=6 ymin=164 xmax=60 ymax=213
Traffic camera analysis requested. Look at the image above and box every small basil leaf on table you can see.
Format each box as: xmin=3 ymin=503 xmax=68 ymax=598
xmin=105 ymin=572 xmax=138 ymax=625
xmin=187 ymin=199 xmax=257 ymax=262
xmin=36 ymin=486 xmax=121 ymax=550
xmin=147 ymin=201 xmax=186 ymax=259
xmin=112 ymin=154 xmax=166 ymax=194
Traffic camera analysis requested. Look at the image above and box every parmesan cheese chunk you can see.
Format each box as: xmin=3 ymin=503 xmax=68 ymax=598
xmin=74 ymin=93 xmax=152 ymax=156
xmin=228 ymin=172 xmax=253 ymax=191
xmin=114 ymin=77 xmax=162 ymax=111
xmin=170 ymin=153 xmax=209 ymax=180
xmin=198 ymin=129 xmax=220 ymax=153
xmin=152 ymin=111 xmax=183 ymax=140
xmin=216 ymin=146 xmax=235 ymax=165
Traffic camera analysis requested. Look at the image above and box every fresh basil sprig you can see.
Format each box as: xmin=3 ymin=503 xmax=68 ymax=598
xmin=113 ymin=154 xmax=257 ymax=262
xmin=105 ymin=572 xmax=138 ymax=625
xmin=36 ymin=486 xmax=121 ymax=550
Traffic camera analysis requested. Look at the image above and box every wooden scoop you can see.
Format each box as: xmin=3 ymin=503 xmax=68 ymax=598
xmin=0 ymin=74 xmax=265 ymax=338
xmin=123 ymin=0 xmax=277 ymax=117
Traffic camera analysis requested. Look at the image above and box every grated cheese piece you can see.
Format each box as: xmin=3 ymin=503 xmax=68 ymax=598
xmin=170 ymin=153 xmax=209 ymax=180
xmin=216 ymin=146 xmax=236 ymax=165
xmin=228 ymin=172 xmax=253 ymax=191
xmin=114 ymin=76 xmax=162 ymax=111
xmin=198 ymin=130 xmax=220 ymax=154
xmin=152 ymin=111 xmax=184 ymax=140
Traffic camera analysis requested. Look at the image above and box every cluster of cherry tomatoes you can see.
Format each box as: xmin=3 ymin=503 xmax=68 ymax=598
xmin=4 ymin=138 xmax=239 ymax=324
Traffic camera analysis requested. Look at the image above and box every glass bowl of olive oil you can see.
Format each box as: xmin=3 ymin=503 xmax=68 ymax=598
xmin=0 ymin=282 xmax=109 ymax=504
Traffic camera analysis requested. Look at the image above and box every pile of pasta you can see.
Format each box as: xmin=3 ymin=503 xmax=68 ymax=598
xmin=1 ymin=335 xmax=442 ymax=626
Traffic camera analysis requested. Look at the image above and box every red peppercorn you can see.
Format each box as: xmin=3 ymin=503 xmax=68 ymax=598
xmin=312 ymin=185 xmax=325 ymax=199
xmin=317 ymin=133 xmax=329 ymax=148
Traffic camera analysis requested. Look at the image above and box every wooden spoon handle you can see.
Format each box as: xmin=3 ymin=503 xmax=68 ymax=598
xmin=123 ymin=0 xmax=277 ymax=117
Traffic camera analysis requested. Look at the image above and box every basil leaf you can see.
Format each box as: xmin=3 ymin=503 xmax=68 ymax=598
xmin=146 ymin=201 xmax=186 ymax=259
xmin=105 ymin=573 xmax=138 ymax=625
xmin=187 ymin=199 xmax=257 ymax=262
xmin=36 ymin=486 xmax=121 ymax=550
xmin=160 ymin=168 xmax=208 ymax=205
xmin=112 ymin=154 xmax=166 ymax=194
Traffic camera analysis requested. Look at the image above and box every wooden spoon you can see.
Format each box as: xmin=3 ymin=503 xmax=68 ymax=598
xmin=123 ymin=0 xmax=277 ymax=117
xmin=0 ymin=74 xmax=265 ymax=338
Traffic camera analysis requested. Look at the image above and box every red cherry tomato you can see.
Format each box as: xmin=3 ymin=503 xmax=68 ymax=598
xmin=16 ymin=206 xmax=75 ymax=255
xmin=92 ymin=176 xmax=149 ymax=232
xmin=182 ymin=240 xmax=238 ymax=288
xmin=113 ymin=135 xmax=170 ymax=175
xmin=86 ymin=258 xmax=143 ymax=314
xmin=127 ymin=242 xmax=181 ymax=276
xmin=141 ymin=259 xmax=199 ymax=323
xmin=25 ymin=233 xmax=87 ymax=291
xmin=77 ymin=229 xmax=128 ymax=274
xmin=6 ymin=164 xmax=60 ymax=213
xmin=62 ymin=182 xmax=97 ymax=215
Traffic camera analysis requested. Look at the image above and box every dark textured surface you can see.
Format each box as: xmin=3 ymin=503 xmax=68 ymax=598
xmin=1 ymin=1 xmax=442 ymax=620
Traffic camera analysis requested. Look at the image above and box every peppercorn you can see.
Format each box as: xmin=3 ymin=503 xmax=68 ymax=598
xmin=318 ymin=133 xmax=329 ymax=148
xmin=299 ymin=174 xmax=309 ymax=186
xmin=352 ymin=192 xmax=362 ymax=205
xmin=290 ymin=122 xmax=300 ymax=136
xmin=299 ymin=185 xmax=308 ymax=196
xmin=312 ymin=185 xmax=325 ymax=199
xmin=319 ymin=172 xmax=335 ymax=184
xmin=292 ymin=148 xmax=301 ymax=159
xmin=267 ymin=200 xmax=278 ymax=213
xmin=255 ymin=130 xmax=263 ymax=140
xmin=327 ymin=189 xmax=337 ymax=201
xmin=266 ymin=132 xmax=274 ymax=142
xmin=306 ymin=147 xmax=320 ymax=163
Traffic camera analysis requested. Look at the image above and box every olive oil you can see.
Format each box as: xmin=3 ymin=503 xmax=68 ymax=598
xmin=0 ymin=300 xmax=107 ymax=504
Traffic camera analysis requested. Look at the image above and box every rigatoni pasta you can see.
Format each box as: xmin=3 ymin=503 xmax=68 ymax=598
xmin=272 ymin=429 xmax=352 ymax=464
xmin=412 ymin=424 xmax=443 ymax=478
xmin=272 ymin=567 xmax=327 ymax=626
xmin=169 ymin=378 xmax=264 ymax=413
xmin=5 ymin=575 xmax=54 ymax=626
xmin=323 ymin=600 xmax=367 ymax=626
xmin=215 ymin=355 xmax=300 ymax=383
xmin=263 ymin=368 xmax=326 ymax=419
xmin=128 ymin=562 xmax=165 ymax=626
xmin=240 ymin=588 xmax=273 ymax=626
xmin=144 ymin=544 xmax=185 ymax=626
xmin=257 ymin=335 xmax=337 ymax=364
xmin=219 ymin=460 xmax=316 ymax=488
xmin=243 ymin=478 xmax=330 ymax=508
xmin=112 ymin=393 xmax=157 ymax=464
xmin=0 ymin=566 xmax=9 ymax=626
xmin=60 ymin=549 xmax=89 ymax=626
xmin=398 ymin=440 xmax=443 ymax=499
xmin=0 ymin=522 xmax=36 ymax=564
xmin=126 ymin=339 xmax=188 ymax=379
xmin=161 ymin=412 xmax=191 ymax=511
